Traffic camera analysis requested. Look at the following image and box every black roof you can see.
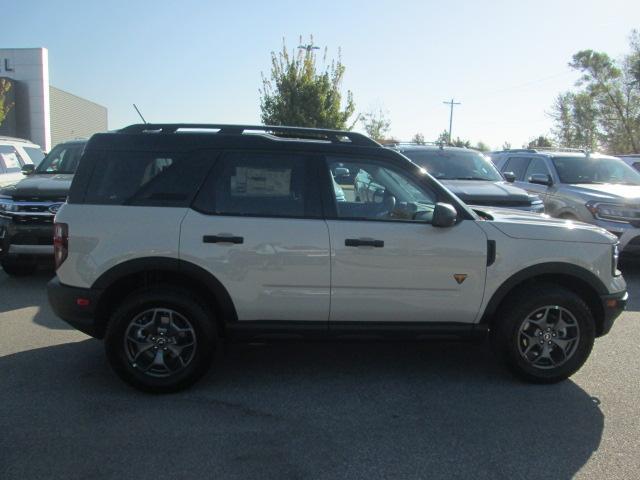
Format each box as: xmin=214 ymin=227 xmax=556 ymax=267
xmin=86 ymin=123 xmax=387 ymax=156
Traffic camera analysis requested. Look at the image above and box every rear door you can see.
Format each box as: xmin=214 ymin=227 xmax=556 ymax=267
xmin=323 ymin=155 xmax=488 ymax=324
xmin=180 ymin=150 xmax=331 ymax=323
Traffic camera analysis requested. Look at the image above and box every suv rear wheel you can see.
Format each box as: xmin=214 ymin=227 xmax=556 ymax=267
xmin=105 ymin=287 xmax=217 ymax=393
xmin=492 ymin=284 xmax=595 ymax=383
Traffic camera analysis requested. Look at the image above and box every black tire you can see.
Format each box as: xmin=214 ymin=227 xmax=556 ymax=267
xmin=491 ymin=284 xmax=595 ymax=383
xmin=105 ymin=287 xmax=218 ymax=393
xmin=1 ymin=258 xmax=38 ymax=276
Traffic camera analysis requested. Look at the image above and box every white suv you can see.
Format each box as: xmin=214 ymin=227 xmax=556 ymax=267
xmin=47 ymin=124 xmax=628 ymax=392
xmin=0 ymin=136 xmax=45 ymax=187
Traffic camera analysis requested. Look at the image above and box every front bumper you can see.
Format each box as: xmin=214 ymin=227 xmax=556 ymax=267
xmin=47 ymin=277 xmax=105 ymax=338
xmin=0 ymin=216 xmax=54 ymax=259
xmin=598 ymin=290 xmax=628 ymax=337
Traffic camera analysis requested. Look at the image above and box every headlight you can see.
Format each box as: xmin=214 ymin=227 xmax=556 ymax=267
xmin=0 ymin=195 xmax=14 ymax=214
xmin=530 ymin=199 xmax=545 ymax=212
xmin=612 ymin=243 xmax=621 ymax=276
xmin=585 ymin=201 xmax=640 ymax=223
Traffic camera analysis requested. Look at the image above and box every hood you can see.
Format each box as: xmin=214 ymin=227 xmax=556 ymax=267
xmin=477 ymin=207 xmax=617 ymax=244
xmin=442 ymin=180 xmax=535 ymax=205
xmin=564 ymin=183 xmax=640 ymax=203
xmin=0 ymin=173 xmax=73 ymax=199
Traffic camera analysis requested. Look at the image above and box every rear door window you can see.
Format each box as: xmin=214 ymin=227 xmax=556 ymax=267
xmin=193 ymin=151 xmax=322 ymax=218
xmin=503 ymin=156 xmax=531 ymax=181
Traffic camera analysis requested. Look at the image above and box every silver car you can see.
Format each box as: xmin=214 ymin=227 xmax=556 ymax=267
xmin=491 ymin=148 xmax=640 ymax=254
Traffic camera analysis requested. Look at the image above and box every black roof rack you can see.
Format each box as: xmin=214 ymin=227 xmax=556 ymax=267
xmin=118 ymin=123 xmax=380 ymax=148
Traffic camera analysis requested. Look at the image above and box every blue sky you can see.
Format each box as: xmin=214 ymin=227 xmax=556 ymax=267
xmin=5 ymin=0 xmax=640 ymax=148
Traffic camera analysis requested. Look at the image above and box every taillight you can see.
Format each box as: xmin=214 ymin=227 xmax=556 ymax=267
xmin=53 ymin=222 xmax=68 ymax=270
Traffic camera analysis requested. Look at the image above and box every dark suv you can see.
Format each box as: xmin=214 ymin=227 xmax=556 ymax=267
xmin=389 ymin=144 xmax=544 ymax=213
xmin=0 ymin=139 xmax=86 ymax=275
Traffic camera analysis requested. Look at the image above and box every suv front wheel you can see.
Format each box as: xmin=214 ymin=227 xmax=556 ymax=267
xmin=492 ymin=284 xmax=595 ymax=383
xmin=105 ymin=287 xmax=218 ymax=392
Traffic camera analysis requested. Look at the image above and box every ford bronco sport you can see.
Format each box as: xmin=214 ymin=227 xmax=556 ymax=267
xmin=47 ymin=124 xmax=627 ymax=392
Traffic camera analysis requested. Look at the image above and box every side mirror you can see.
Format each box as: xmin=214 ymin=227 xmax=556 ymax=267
xmin=334 ymin=167 xmax=350 ymax=177
xmin=432 ymin=202 xmax=458 ymax=228
xmin=503 ymin=171 xmax=516 ymax=183
xmin=21 ymin=164 xmax=35 ymax=176
xmin=529 ymin=173 xmax=553 ymax=186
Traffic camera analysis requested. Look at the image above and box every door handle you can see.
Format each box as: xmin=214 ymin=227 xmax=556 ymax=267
xmin=203 ymin=235 xmax=244 ymax=244
xmin=345 ymin=238 xmax=384 ymax=248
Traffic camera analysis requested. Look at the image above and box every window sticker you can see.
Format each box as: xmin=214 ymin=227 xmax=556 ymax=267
xmin=0 ymin=152 xmax=21 ymax=169
xmin=230 ymin=167 xmax=291 ymax=196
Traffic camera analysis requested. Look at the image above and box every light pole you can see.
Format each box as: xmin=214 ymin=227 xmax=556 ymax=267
xmin=443 ymin=98 xmax=461 ymax=144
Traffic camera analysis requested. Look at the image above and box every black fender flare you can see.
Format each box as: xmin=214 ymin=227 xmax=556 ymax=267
xmin=480 ymin=262 xmax=608 ymax=324
xmin=92 ymin=256 xmax=238 ymax=323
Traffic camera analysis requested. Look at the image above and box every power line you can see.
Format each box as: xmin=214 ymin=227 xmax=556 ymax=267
xmin=443 ymin=98 xmax=461 ymax=143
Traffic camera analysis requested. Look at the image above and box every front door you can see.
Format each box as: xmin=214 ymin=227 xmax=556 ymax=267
xmin=324 ymin=156 xmax=488 ymax=324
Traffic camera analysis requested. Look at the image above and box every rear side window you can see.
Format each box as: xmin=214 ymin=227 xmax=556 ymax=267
xmin=83 ymin=151 xmax=212 ymax=206
xmin=503 ymin=156 xmax=531 ymax=180
xmin=193 ymin=151 xmax=321 ymax=218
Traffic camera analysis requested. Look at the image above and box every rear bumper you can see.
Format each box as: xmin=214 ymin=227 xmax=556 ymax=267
xmin=47 ymin=277 xmax=105 ymax=338
xmin=599 ymin=290 xmax=628 ymax=336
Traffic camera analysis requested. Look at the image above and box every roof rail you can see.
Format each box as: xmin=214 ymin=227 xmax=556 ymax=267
xmin=0 ymin=135 xmax=34 ymax=144
xmin=385 ymin=141 xmax=449 ymax=150
xmin=118 ymin=123 xmax=380 ymax=148
xmin=491 ymin=147 xmax=587 ymax=154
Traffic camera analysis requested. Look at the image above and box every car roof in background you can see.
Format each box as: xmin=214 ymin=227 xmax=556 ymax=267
xmin=490 ymin=149 xmax=619 ymax=160
xmin=0 ymin=135 xmax=39 ymax=146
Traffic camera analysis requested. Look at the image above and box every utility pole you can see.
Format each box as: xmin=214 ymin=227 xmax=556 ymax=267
xmin=298 ymin=43 xmax=320 ymax=53
xmin=443 ymin=98 xmax=461 ymax=144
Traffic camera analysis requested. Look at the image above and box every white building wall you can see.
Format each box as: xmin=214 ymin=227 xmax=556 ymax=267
xmin=0 ymin=48 xmax=51 ymax=151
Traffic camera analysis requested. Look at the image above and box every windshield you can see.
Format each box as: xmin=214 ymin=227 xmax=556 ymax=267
xmin=23 ymin=146 xmax=46 ymax=166
xmin=401 ymin=149 xmax=503 ymax=181
xmin=552 ymin=156 xmax=640 ymax=185
xmin=36 ymin=143 xmax=85 ymax=174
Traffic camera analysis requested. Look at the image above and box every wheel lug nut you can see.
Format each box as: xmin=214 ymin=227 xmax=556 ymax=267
xmin=548 ymin=341 xmax=552 ymax=345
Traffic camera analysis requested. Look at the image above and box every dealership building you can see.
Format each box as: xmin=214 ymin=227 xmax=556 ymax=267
xmin=0 ymin=48 xmax=107 ymax=151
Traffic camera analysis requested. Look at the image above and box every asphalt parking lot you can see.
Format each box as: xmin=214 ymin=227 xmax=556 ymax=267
xmin=1 ymin=266 xmax=639 ymax=480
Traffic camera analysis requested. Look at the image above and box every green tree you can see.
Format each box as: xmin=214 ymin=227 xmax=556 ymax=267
xmin=436 ymin=130 xmax=449 ymax=144
xmin=0 ymin=79 xmax=14 ymax=127
xmin=412 ymin=132 xmax=426 ymax=144
xmin=551 ymin=36 xmax=640 ymax=154
xmin=260 ymin=36 xmax=356 ymax=129
xmin=474 ymin=141 xmax=490 ymax=152
xmin=526 ymin=135 xmax=554 ymax=149
xmin=450 ymin=137 xmax=471 ymax=148
xmin=360 ymin=108 xmax=391 ymax=142
xmin=501 ymin=141 xmax=512 ymax=150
